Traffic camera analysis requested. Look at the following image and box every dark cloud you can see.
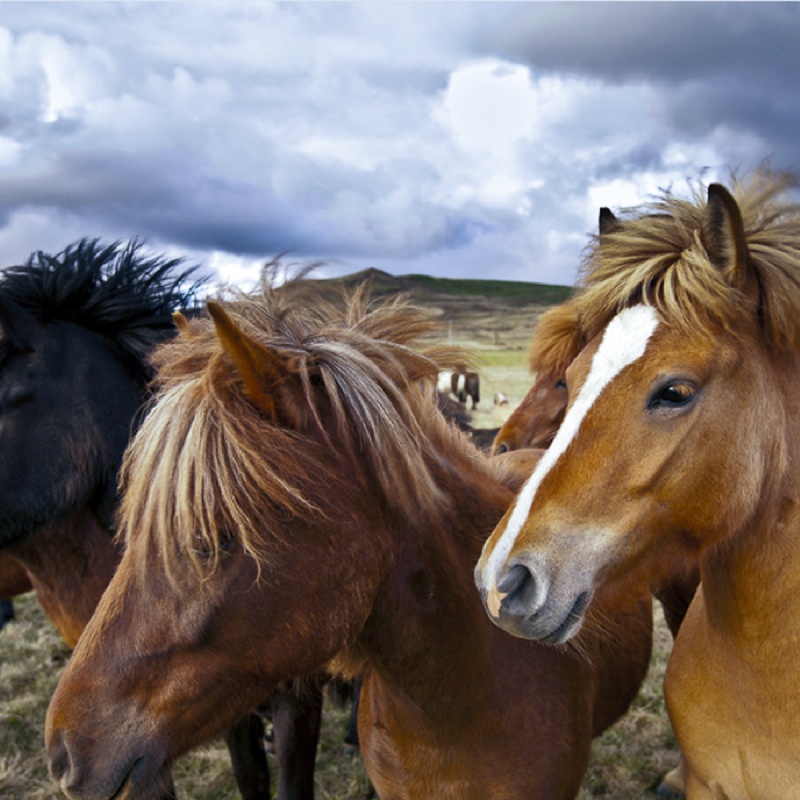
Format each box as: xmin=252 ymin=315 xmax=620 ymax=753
xmin=0 ymin=3 xmax=796 ymax=286
xmin=487 ymin=2 xmax=800 ymax=169
xmin=488 ymin=3 xmax=800 ymax=88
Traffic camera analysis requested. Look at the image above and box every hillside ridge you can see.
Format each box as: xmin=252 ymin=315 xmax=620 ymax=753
xmin=307 ymin=268 xmax=572 ymax=349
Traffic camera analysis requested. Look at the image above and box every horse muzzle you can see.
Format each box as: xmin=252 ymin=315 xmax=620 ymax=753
xmin=475 ymin=558 xmax=593 ymax=644
xmin=48 ymin=725 xmax=171 ymax=800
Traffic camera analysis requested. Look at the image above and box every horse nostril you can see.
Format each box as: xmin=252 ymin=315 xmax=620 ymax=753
xmin=498 ymin=563 xmax=538 ymax=616
xmin=496 ymin=442 xmax=509 ymax=454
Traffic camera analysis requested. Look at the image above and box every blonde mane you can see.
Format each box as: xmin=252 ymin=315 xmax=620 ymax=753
xmin=530 ymin=170 xmax=800 ymax=371
xmin=117 ymin=280 xmax=486 ymax=581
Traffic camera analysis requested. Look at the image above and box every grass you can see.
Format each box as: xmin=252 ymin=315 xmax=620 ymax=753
xmin=405 ymin=273 xmax=573 ymax=304
xmin=0 ymin=595 xmax=678 ymax=799
xmin=0 ymin=342 xmax=680 ymax=799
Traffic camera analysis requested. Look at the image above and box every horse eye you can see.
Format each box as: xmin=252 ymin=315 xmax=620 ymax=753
xmin=192 ymin=533 xmax=235 ymax=559
xmin=649 ymin=381 xmax=695 ymax=410
xmin=555 ymin=379 xmax=567 ymax=390
xmin=495 ymin=442 xmax=509 ymax=455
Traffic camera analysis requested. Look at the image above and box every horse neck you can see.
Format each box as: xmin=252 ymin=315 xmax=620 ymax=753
xmin=358 ymin=451 xmax=514 ymax=718
xmin=699 ymin=357 xmax=800 ymax=652
xmin=9 ymin=508 xmax=120 ymax=648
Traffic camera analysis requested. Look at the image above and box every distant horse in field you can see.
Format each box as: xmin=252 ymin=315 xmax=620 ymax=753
xmin=46 ymin=282 xmax=652 ymax=800
xmin=0 ymin=240 xmax=307 ymax=800
xmin=452 ymin=365 xmax=480 ymax=408
xmin=476 ymin=170 xmax=800 ymax=799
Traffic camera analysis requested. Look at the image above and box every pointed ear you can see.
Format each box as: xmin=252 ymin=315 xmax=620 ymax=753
xmin=598 ymin=207 xmax=620 ymax=235
xmin=703 ymin=183 xmax=752 ymax=292
xmin=207 ymin=301 xmax=298 ymax=421
xmin=172 ymin=311 xmax=190 ymax=333
xmin=0 ymin=293 xmax=40 ymax=350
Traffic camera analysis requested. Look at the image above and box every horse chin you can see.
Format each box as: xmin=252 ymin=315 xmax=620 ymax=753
xmin=484 ymin=589 xmax=592 ymax=645
xmin=108 ymin=754 xmax=172 ymax=800
xmin=49 ymin=728 xmax=172 ymax=800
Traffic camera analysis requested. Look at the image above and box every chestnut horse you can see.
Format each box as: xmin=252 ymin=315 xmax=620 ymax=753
xmin=491 ymin=292 xmax=696 ymax=799
xmin=491 ymin=246 xmax=698 ymax=641
xmin=46 ymin=283 xmax=652 ymax=800
xmin=0 ymin=240 xmax=281 ymax=800
xmin=476 ymin=170 xmax=800 ymax=799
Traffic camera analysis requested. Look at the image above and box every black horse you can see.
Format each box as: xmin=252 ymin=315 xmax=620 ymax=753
xmin=0 ymin=239 xmax=325 ymax=799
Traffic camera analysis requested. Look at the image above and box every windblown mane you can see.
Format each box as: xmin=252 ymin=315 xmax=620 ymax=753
xmin=560 ymin=169 xmax=800 ymax=354
xmin=527 ymin=299 xmax=584 ymax=377
xmin=118 ymin=280 xmax=483 ymax=580
xmin=0 ymin=238 xmax=203 ymax=376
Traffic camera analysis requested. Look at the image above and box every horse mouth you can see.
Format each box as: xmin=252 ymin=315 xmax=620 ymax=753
xmin=107 ymin=755 xmax=169 ymax=800
xmin=537 ymin=590 xmax=592 ymax=644
xmin=108 ymin=758 xmax=141 ymax=800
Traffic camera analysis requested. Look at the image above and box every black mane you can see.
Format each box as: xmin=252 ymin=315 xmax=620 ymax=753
xmin=0 ymin=238 xmax=204 ymax=374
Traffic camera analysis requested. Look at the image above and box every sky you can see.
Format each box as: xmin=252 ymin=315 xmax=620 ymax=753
xmin=0 ymin=2 xmax=798 ymax=289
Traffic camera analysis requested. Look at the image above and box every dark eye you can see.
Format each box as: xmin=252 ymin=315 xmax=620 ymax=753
xmin=555 ymin=379 xmax=567 ymax=390
xmin=649 ymin=381 xmax=696 ymax=410
xmin=192 ymin=532 xmax=235 ymax=559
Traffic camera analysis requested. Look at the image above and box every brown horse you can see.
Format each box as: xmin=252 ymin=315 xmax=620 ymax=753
xmin=490 ymin=291 xmax=696 ymax=799
xmin=476 ymin=170 xmax=800 ymax=799
xmin=491 ymin=254 xmax=698 ymax=641
xmin=490 ymin=303 xmax=575 ymax=456
xmin=46 ymin=283 xmax=652 ymax=800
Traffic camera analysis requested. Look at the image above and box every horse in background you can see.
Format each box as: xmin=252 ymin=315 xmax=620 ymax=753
xmin=437 ymin=366 xmax=480 ymax=408
xmin=452 ymin=365 xmax=480 ymax=408
xmin=490 ymin=313 xmax=571 ymax=456
xmin=46 ymin=281 xmax=652 ymax=800
xmin=0 ymin=240 xmax=315 ymax=800
xmin=477 ymin=171 xmax=800 ymax=799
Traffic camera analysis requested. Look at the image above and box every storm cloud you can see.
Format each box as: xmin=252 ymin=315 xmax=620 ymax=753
xmin=0 ymin=2 xmax=796 ymax=288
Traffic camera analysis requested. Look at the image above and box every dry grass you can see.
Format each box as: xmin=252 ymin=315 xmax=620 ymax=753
xmin=0 ymin=594 xmax=678 ymax=799
xmin=0 ymin=345 xmax=680 ymax=799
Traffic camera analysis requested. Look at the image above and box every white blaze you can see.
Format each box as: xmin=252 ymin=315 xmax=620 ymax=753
xmin=482 ymin=305 xmax=659 ymax=588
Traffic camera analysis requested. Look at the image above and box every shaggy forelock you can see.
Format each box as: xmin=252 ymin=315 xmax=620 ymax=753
xmin=570 ymin=169 xmax=800 ymax=352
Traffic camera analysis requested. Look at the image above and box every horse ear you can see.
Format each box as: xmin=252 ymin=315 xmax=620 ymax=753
xmin=703 ymin=184 xmax=752 ymax=292
xmin=0 ymin=293 xmax=39 ymax=350
xmin=207 ymin=301 xmax=297 ymax=421
xmin=172 ymin=311 xmax=190 ymax=333
xmin=599 ymin=207 xmax=620 ymax=235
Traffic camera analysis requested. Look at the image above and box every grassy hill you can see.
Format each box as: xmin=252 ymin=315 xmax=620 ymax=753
xmin=305 ymin=268 xmax=573 ymax=350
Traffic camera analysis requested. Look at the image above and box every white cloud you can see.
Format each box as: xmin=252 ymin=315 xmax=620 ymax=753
xmin=0 ymin=3 xmax=793 ymax=288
